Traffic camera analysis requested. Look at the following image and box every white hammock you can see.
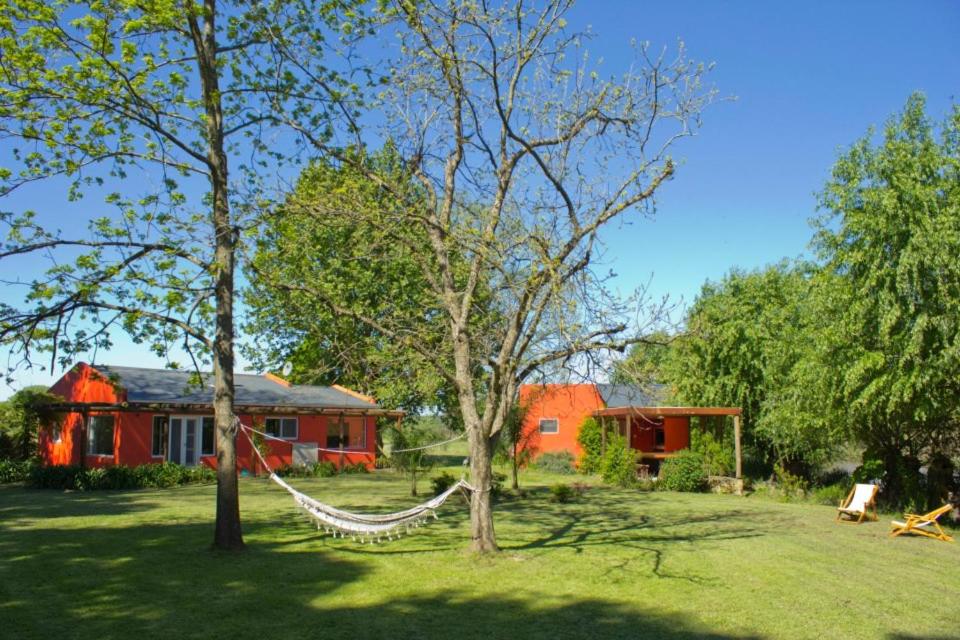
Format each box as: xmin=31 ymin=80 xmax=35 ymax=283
xmin=239 ymin=421 xmax=470 ymax=543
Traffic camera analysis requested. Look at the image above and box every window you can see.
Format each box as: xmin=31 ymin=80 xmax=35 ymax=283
xmin=201 ymin=417 xmax=215 ymax=456
xmin=88 ymin=415 xmax=115 ymax=456
xmin=326 ymin=417 xmax=366 ymax=449
xmin=538 ymin=418 xmax=559 ymax=434
xmin=654 ymin=426 xmax=665 ymax=451
xmin=151 ymin=416 xmax=168 ymax=457
xmin=265 ymin=417 xmax=298 ymax=439
xmin=49 ymin=424 xmax=62 ymax=443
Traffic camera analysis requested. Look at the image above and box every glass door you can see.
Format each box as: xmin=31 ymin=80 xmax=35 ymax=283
xmin=168 ymin=416 xmax=200 ymax=467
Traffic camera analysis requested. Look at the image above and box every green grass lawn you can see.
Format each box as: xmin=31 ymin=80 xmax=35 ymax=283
xmin=1 ymin=466 xmax=957 ymax=640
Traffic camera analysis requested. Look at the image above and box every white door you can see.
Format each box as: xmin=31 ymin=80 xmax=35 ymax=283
xmin=168 ymin=416 xmax=200 ymax=467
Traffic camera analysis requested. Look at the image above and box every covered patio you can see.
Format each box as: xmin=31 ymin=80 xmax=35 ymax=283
xmin=593 ymin=405 xmax=743 ymax=486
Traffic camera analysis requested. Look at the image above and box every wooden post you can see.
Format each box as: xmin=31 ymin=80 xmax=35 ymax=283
xmin=338 ymin=413 xmax=346 ymax=469
xmin=600 ymin=416 xmax=607 ymax=457
xmin=79 ymin=408 xmax=88 ymax=469
xmin=734 ymin=414 xmax=743 ymax=495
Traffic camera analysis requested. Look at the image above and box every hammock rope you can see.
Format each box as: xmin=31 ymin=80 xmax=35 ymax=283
xmin=242 ymin=423 xmax=467 ymax=454
xmin=237 ymin=419 xmax=471 ymax=543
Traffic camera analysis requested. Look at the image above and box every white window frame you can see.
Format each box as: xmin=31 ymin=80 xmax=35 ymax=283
xmin=167 ymin=415 xmax=212 ymax=467
xmin=87 ymin=415 xmax=115 ymax=456
xmin=200 ymin=416 xmax=216 ymax=456
xmin=538 ymin=417 xmax=559 ymax=435
xmin=265 ymin=416 xmax=299 ymax=440
xmin=151 ymin=415 xmax=168 ymax=458
xmin=50 ymin=423 xmax=62 ymax=443
xmin=326 ymin=416 xmax=367 ymax=450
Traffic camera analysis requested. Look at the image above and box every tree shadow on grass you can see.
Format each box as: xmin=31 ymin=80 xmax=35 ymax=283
xmin=0 ymin=517 xmax=766 ymax=640
xmin=0 ymin=484 xmax=164 ymax=520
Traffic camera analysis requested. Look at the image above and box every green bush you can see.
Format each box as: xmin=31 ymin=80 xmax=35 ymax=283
xmin=549 ymin=483 xmax=574 ymax=503
xmin=576 ymin=417 xmax=603 ymax=474
xmin=275 ymin=463 xmax=315 ymax=478
xmin=533 ymin=450 xmax=577 ymax=475
xmin=690 ymin=430 xmax=734 ymax=476
xmin=773 ymin=462 xmax=809 ymax=501
xmin=314 ymin=461 xmax=338 ymax=477
xmin=658 ymin=450 xmax=707 ymax=492
xmin=431 ymin=471 xmax=458 ymax=496
xmin=340 ymin=461 xmax=370 ymax=474
xmin=600 ymin=435 xmax=638 ymax=487
xmin=636 ymin=477 xmax=656 ymax=492
xmin=0 ymin=459 xmax=33 ymax=483
xmin=27 ymin=462 xmax=215 ymax=490
xmin=491 ymin=472 xmax=506 ymax=499
xmin=135 ymin=462 xmax=188 ymax=488
xmin=811 ymin=482 xmax=849 ymax=506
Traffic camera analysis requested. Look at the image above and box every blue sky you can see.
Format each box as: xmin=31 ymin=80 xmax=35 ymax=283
xmin=2 ymin=0 xmax=958 ymax=397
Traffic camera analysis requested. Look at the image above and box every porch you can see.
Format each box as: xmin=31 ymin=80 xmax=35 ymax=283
xmin=592 ymin=406 xmax=743 ymax=485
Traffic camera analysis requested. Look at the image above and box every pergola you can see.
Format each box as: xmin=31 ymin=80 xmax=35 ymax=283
xmin=592 ymin=405 xmax=743 ymax=483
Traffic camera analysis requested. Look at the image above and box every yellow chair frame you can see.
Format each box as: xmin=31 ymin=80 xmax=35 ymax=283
xmin=890 ymin=504 xmax=955 ymax=542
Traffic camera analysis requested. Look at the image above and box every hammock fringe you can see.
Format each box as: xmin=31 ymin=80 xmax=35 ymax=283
xmin=238 ymin=421 xmax=470 ymax=542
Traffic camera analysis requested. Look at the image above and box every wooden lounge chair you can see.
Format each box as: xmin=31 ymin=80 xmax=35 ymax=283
xmin=890 ymin=504 xmax=955 ymax=542
xmin=836 ymin=483 xmax=879 ymax=523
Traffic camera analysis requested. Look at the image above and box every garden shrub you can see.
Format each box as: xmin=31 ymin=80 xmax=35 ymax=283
xmin=690 ymin=430 xmax=734 ymax=477
xmin=430 ymin=471 xmax=457 ymax=496
xmin=275 ymin=463 xmax=314 ymax=478
xmin=533 ymin=450 xmax=576 ymax=475
xmin=0 ymin=459 xmax=33 ymax=483
xmin=314 ymin=461 xmax=338 ymax=477
xmin=773 ymin=462 xmax=809 ymax=500
xmin=491 ymin=472 xmax=507 ymax=499
xmin=27 ymin=462 xmax=216 ymax=490
xmin=600 ymin=434 xmax=638 ymax=487
xmin=576 ymin=417 xmax=603 ymax=474
xmin=549 ymin=483 xmax=574 ymax=503
xmin=636 ymin=477 xmax=656 ymax=492
xmin=340 ymin=461 xmax=370 ymax=474
xmin=811 ymin=482 xmax=849 ymax=506
xmin=658 ymin=450 xmax=707 ymax=492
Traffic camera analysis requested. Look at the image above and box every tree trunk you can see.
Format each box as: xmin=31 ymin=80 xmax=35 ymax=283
xmin=468 ymin=429 xmax=498 ymax=553
xmin=192 ymin=0 xmax=243 ymax=551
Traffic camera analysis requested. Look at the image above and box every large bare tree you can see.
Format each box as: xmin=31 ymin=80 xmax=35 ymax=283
xmin=266 ymin=0 xmax=716 ymax=552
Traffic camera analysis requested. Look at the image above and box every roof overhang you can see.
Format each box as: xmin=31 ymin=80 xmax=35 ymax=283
xmin=593 ymin=406 xmax=741 ymax=418
xmin=42 ymin=402 xmax=405 ymax=418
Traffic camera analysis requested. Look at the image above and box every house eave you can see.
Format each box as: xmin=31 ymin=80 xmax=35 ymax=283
xmin=42 ymin=401 xmax=404 ymax=418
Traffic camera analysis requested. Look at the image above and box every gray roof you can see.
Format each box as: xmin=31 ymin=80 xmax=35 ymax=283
xmin=92 ymin=365 xmax=378 ymax=410
xmin=596 ymin=383 xmax=668 ymax=408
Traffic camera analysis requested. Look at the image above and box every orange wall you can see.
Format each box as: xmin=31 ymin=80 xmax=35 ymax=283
xmin=519 ymin=384 xmax=604 ymax=458
xmin=40 ymin=363 xmax=122 ymax=466
xmin=630 ymin=417 xmax=659 ymax=452
xmin=518 ymin=384 xmax=693 ymax=461
xmin=663 ymin=416 xmax=690 ymax=452
xmin=40 ymin=364 xmax=378 ymax=470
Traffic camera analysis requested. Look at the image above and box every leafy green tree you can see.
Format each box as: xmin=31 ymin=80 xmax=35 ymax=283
xmin=388 ymin=423 xmax=437 ymax=497
xmin=664 ymin=262 xmax=840 ymax=475
xmin=811 ymin=93 xmax=960 ymax=506
xmin=245 ymin=144 xmax=457 ymax=418
xmin=495 ymin=402 xmax=536 ymax=490
xmin=0 ymin=386 xmax=59 ymax=460
xmin=0 ymin=0 xmax=366 ymax=549
xmin=611 ymin=331 xmax=675 ymax=390
xmin=272 ymin=0 xmax=715 ymax=552
xmin=575 ymin=417 xmax=603 ymax=475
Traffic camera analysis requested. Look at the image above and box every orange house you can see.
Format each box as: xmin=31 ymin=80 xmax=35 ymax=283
xmin=519 ymin=383 xmax=742 ymax=476
xmin=39 ymin=363 xmax=402 ymax=471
